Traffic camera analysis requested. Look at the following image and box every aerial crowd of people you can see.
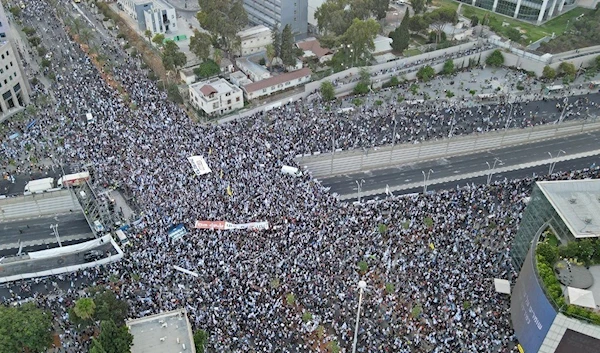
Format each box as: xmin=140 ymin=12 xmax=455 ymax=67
xmin=1 ymin=0 xmax=600 ymax=352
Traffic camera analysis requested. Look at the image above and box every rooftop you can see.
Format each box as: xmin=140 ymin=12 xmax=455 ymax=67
xmin=296 ymin=38 xmax=333 ymax=59
xmin=190 ymin=78 xmax=238 ymax=97
xmin=127 ymin=309 xmax=196 ymax=353
xmin=243 ymin=67 xmax=312 ymax=93
xmin=237 ymin=25 xmax=271 ymax=40
xmin=538 ymin=179 xmax=600 ymax=239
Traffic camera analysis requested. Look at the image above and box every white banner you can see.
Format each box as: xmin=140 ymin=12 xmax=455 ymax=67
xmin=188 ymin=155 xmax=212 ymax=176
xmin=194 ymin=220 xmax=269 ymax=230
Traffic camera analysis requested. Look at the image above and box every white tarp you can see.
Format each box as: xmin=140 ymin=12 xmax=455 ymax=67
xmin=494 ymin=278 xmax=511 ymax=294
xmin=567 ymin=287 xmax=596 ymax=309
xmin=188 ymin=155 xmax=212 ymax=176
xmin=546 ymin=85 xmax=564 ymax=91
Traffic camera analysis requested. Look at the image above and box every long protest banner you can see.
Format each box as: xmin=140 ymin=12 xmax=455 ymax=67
xmin=194 ymin=220 xmax=269 ymax=230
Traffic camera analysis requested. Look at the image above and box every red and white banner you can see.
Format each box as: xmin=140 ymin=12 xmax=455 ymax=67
xmin=194 ymin=220 xmax=269 ymax=230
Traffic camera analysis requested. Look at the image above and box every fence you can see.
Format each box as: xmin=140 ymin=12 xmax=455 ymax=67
xmin=298 ymin=118 xmax=600 ymax=178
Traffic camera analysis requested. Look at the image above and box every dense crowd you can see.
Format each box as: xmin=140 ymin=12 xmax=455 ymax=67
xmin=1 ymin=0 xmax=600 ymax=352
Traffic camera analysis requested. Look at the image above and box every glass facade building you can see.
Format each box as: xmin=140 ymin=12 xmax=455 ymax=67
xmin=455 ymin=0 xmax=570 ymax=24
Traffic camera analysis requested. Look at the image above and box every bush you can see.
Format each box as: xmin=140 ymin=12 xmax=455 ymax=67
xmin=416 ymin=65 xmax=435 ymax=81
xmin=382 ymin=76 xmax=400 ymax=88
xmin=353 ymin=82 xmax=370 ymax=95
xmin=375 ymin=99 xmax=383 ymax=106
xmin=537 ymin=242 xmax=558 ymax=264
xmin=123 ymin=43 xmax=131 ymax=50
xmin=258 ymin=58 xmax=266 ymax=65
xmin=357 ymin=260 xmax=368 ymax=273
xmin=40 ymin=58 xmax=51 ymax=68
xmin=445 ymin=91 xmax=454 ymax=98
xmin=302 ymin=311 xmax=313 ymax=323
xmin=385 ymin=283 xmax=395 ymax=294
xmin=424 ymin=217 xmax=434 ymax=228
xmin=352 ymin=98 xmax=363 ymax=106
xmin=485 ymin=50 xmax=504 ymax=67
xmin=286 ymin=293 xmax=296 ymax=305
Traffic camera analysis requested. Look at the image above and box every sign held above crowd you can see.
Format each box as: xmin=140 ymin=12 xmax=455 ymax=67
xmin=194 ymin=220 xmax=270 ymax=230
xmin=188 ymin=155 xmax=212 ymax=176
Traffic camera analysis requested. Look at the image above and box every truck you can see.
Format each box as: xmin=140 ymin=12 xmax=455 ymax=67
xmin=24 ymin=177 xmax=54 ymax=193
xmin=57 ymin=171 xmax=90 ymax=188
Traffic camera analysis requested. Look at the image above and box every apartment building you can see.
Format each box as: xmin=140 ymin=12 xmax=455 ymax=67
xmin=455 ymin=0 xmax=578 ymax=24
xmin=118 ymin=0 xmax=177 ymax=34
xmin=243 ymin=0 xmax=308 ymax=38
xmin=0 ymin=4 xmax=30 ymax=121
xmin=189 ymin=78 xmax=244 ymax=116
xmin=237 ymin=25 xmax=272 ymax=56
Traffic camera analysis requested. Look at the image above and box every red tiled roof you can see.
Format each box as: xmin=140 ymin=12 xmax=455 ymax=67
xmin=243 ymin=68 xmax=312 ymax=93
xmin=296 ymin=39 xmax=333 ymax=59
xmin=199 ymin=85 xmax=218 ymax=96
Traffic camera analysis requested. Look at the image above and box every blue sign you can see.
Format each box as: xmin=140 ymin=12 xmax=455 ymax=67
xmin=511 ymin=247 xmax=558 ymax=352
xmin=168 ymin=224 xmax=188 ymax=240
xmin=26 ymin=119 xmax=36 ymax=130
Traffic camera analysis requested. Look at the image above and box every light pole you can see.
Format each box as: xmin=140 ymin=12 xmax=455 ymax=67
xmin=351 ymin=280 xmax=367 ymax=353
xmin=422 ymin=169 xmax=433 ymax=194
xmin=486 ymin=158 xmax=503 ymax=184
xmin=504 ymin=102 xmax=514 ymax=130
xmin=548 ymin=150 xmax=566 ymax=175
xmin=356 ymin=179 xmax=365 ymax=203
xmin=448 ymin=111 xmax=456 ymax=138
xmin=50 ymin=224 xmax=62 ymax=247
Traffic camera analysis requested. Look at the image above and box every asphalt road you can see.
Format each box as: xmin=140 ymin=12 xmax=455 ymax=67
xmin=357 ymin=155 xmax=600 ymax=201
xmin=321 ymin=130 xmax=600 ymax=196
xmin=0 ymin=213 xmax=93 ymax=250
xmin=0 ymin=165 xmax=74 ymax=197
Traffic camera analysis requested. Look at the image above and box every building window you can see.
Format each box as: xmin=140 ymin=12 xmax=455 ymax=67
xmin=13 ymin=83 xmax=20 ymax=92
xmin=227 ymin=99 xmax=231 ymax=104
xmin=262 ymin=89 xmax=267 ymax=93
xmin=236 ymin=97 xmax=240 ymax=102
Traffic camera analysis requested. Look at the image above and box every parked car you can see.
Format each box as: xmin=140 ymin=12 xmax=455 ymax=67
xmin=84 ymin=250 xmax=104 ymax=262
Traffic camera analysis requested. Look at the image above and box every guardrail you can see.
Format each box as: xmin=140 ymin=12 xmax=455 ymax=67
xmin=298 ymin=118 xmax=600 ymax=178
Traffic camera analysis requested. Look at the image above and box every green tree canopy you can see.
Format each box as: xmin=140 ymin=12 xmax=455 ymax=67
xmin=189 ymin=29 xmax=213 ymax=61
xmin=280 ymin=24 xmax=296 ymax=66
xmin=558 ymin=61 xmax=576 ymax=78
xmin=542 ymin=65 xmax=557 ymax=80
xmin=416 ymin=65 xmax=435 ymax=81
xmin=91 ymin=289 xmax=129 ymax=325
xmin=74 ymin=297 xmax=96 ymax=320
xmin=425 ymin=7 xmax=457 ymax=44
xmin=442 ymin=59 xmax=454 ymax=75
xmin=485 ymin=49 xmax=504 ymax=67
xmin=193 ymin=330 xmax=209 ymax=353
xmin=470 ymin=15 xmax=479 ymax=26
xmin=271 ymin=25 xmax=282 ymax=59
xmin=320 ymin=80 xmax=336 ymax=101
xmin=371 ymin=0 xmax=390 ymax=19
xmin=91 ymin=320 xmax=134 ymax=353
xmin=410 ymin=0 xmax=426 ymax=14
xmin=390 ymin=11 xmax=410 ymax=54
xmin=0 ymin=303 xmax=53 ymax=353
xmin=343 ymin=18 xmax=380 ymax=64
xmin=162 ymin=40 xmax=187 ymax=71
xmin=194 ymin=59 xmax=221 ymax=79
xmin=152 ymin=33 xmax=165 ymax=47
xmin=315 ymin=0 xmax=388 ymax=35
xmin=409 ymin=15 xmax=429 ymax=33
xmin=197 ymin=0 xmax=248 ymax=53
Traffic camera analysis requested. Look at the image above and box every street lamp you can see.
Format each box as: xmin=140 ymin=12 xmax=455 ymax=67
xmin=548 ymin=150 xmax=566 ymax=175
xmin=356 ymin=179 xmax=365 ymax=203
xmin=422 ymin=169 xmax=433 ymax=194
xmin=558 ymin=97 xmax=569 ymax=124
xmin=351 ymin=280 xmax=368 ymax=353
xmin=50 ymin=224 xmax=62 ymax=247
xmin=486 ymin=158 xmax=503 ymax=184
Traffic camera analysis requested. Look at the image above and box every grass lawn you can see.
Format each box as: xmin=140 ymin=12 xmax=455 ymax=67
xmin=404 ymin=48 xmax=423 ymax=56
xmin=433 ymin=0 xmax=592 ymax=44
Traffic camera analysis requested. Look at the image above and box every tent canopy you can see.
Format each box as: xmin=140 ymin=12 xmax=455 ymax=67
xmin=567 ymin=287 xmax=596 ymax=309
xmin=494 ymin=278 xmax=511 ymax=294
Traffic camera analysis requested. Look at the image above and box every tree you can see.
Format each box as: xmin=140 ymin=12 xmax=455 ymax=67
xmin=212 ymin=48 xmax=223 ymax=65
xmin=390 ymin=11 xmax=410 ymax=54
xmin=193 ymin=330 xmax=209 ymax=353
xmin=152 ymin=33 xmax=165 ymax=48
xmin=162 ymin=40 xmax=187 ymax=71
xmin=371 ymin=0 xmax=390 ymax=20
xmin=542 ymin=65 xmax=557 ymax=80
xmin=70 ymin=17 xmax=83 ymax=35
xmin=409 ymin=15 xmax=429 ymax=33
xmin=470 ymin=15 xmax=479 ymax=27
xmin=594 ymin=55 xmax=600 ymax=71
xmin=91 ymin=320 xmax=133 ymax=353
xmin=79 ymin=28 xmax=94 ymax=46
xmin=189 ymin=30 xmax=212 ymax=61
xmin=74 ymin=297 xmax=96 ymax=320
xmin=425 ymin=7 xmax=457 ymax=44
xmin=558 ymin=61 xmax=576 ymax=79
xmin=315 ymin=0 xmax=354 ymax=36
xmin=320 ymin=80 xmax=336 ymax=101
xmin=196 ymin=0 xmax=248 ymax=53
xmin=280 ymin=24 xmax=296 ymax=67
xmin=194 ymin=59 xmax=221 ymax=79
xmin=271 ymin=24 xmax=282 ymax=59
xmin=0 ymin=303 xmax=53 ymax=353
xmin=144 ymin=29 xmax=152 ymax=42
xmin=266 ymin=44 xmax=276 ymax=68
xmin=485 ymin=49 xmax=504 ymax=67
xmin=343 ymin=18 xmax=380 ymax=66
xmin=442 ymin=59 xmax=454 ymax=75
xmin=9 ymin=6 xmax=21 ymax=17
xmin=410 ymin=0 xmax=426 ymax=14
xmin=353 ymin=68 xmax=371 ymax=94
xmin=92 ymin=289 xmax=129 ymax=326
xmin=416 ymin=65 xmax=435 ymax=81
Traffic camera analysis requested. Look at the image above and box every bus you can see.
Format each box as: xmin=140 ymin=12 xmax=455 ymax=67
xmin=58 ymin=172 xmax=90 ymax=187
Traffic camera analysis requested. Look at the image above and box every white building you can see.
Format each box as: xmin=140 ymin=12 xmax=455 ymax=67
xmin=189 ymin=78 xmax=244 ymax=116
xmin=243 ymin=67 xmax=312 ymax=100
xmin=236 ymin=57 xmax=271 ymax=82
xmin=237 ymin=25 xmax=272 ymax=56
xmin=117 ymin=0 xmax=177 ymax=35
xmin=0 ymin=5 xmax=30 ymax=121
xmin=127 ymin=309 xmax=196 ymax=353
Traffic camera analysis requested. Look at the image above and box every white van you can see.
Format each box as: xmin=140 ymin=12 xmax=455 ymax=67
xmin=115 ymin=229 xmax=130 ymax=246
xmin=86 ymin=113 xmax=94 ymax=124
xmin=93 ymin=220 xmax=105 ymax=233
xmin=281 ymin=165 xmax=303 ymax=177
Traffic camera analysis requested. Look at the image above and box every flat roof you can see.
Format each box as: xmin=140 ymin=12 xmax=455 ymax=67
xmin=127 ymin=309 xmax=196 ymax=353
xmin=538 ymin=180 xmax=600 ymax=238
xmin=190 ymin=78 xmax=238 ymax=97
xmin=244 ymin=67 xmax=312 ymax=93
xmin=238 ymin=25 xmax=270 ymax=39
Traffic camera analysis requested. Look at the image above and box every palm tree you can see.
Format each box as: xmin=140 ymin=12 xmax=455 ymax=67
xmin=74 ymin=298 xmax=96 ymax=320
xmin=144 ymin=29 xmax=152 ymax=42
